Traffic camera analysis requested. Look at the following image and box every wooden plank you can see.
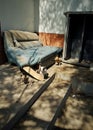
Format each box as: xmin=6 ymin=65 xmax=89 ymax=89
xmin=22 ymin=66 xmax=44 ymax=80
xmin=2 ymin=73 xmax=55 ymax=130
xmin=46 ymin=84 xmax=72 ymax=130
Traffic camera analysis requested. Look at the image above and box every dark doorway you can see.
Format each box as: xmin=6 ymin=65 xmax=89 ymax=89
xmin=63 ymin=12 xmax=93 ymax=66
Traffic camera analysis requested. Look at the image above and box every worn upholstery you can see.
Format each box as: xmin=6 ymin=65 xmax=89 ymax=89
xmin=4 ymin=30 xmax=62 ymax=68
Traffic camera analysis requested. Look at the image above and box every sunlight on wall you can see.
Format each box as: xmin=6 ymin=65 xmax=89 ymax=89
xmin=39 ymin=0 xmax=65 ymax=34
xmin=39 ymin=0 xmax=93 ymax=34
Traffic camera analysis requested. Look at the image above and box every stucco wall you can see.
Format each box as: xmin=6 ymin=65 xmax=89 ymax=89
xmin=39 ymin=0 xmax=93 ymax=34
xmin=0 ymin=0 xmax=93 ymax=33
xmin=0 ymin=0 xmax=35 ymax=31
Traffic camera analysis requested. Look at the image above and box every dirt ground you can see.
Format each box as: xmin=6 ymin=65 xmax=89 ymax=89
xmin=0 ymin=63 xmax=93 ymax=130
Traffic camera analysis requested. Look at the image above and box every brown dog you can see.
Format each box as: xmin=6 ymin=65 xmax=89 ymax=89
xmin=55 ymin=56 xmax=62 ymax=65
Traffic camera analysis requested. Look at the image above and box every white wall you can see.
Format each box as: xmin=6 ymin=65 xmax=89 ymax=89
xmin=34 ymin=0 xmax=39 ymax=32
xmin=0 ymin=0 xmax=35 ymax=31
xmin=0 ymin=0 xmax=93 ymax=33
xmin=39 ymin=0 xmax=93 ymax=34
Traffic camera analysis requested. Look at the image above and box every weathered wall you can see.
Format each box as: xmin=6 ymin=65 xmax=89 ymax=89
xmin=0 ymin=0 xmax=35 ymax=32
xmin=38 ymin=0 xmax=93 ymax=47
xmin=0 ymin=0 xmax=93 ymax=33
xmin=39 ymin=32 xmax=64 ymax=47
xmin=39 ymin=0 xmax=93 ymax=34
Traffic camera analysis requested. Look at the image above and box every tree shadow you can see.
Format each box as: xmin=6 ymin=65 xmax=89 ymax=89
xmin=1 ymin=63 xmax=93 ymax=130
xmin=38 ymin=0 xmax=92 ymax=34
xmin=14 ymin=113 xmax=72 ymax=130
xmin=53 ymin=65 xmax=93 ymax=130
xmin=0 ymin=64 xmax=29 ymax=129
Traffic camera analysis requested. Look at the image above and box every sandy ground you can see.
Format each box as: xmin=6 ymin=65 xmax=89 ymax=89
xmin=0 ymin=63 xmax=93 ymax=130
